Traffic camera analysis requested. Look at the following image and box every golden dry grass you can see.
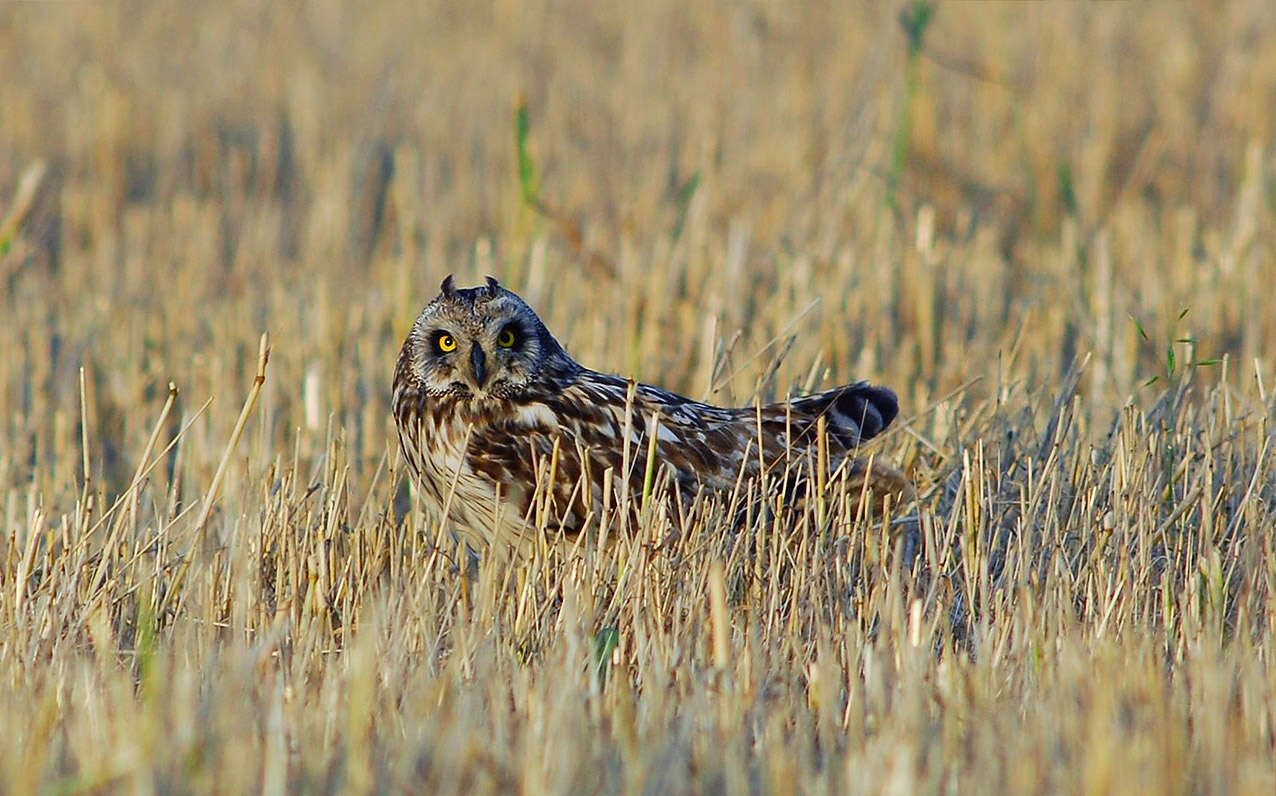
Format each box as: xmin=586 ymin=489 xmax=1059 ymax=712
xmin=2 ymin=1 xmax=1275 ymax=792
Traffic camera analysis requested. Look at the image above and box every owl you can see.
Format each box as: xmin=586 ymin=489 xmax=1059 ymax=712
xmin=392 ymin=276 xmax=909 ymax=561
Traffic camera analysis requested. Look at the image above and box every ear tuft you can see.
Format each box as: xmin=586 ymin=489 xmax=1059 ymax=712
xmin=440 ymin=274 xmax=456 ymax=296
xmin=484 ymin=275 xmax=501 ymax=294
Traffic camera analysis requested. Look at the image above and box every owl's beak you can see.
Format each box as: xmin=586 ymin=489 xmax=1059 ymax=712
xmin=470 ymin=343 xmax=488 ymax=389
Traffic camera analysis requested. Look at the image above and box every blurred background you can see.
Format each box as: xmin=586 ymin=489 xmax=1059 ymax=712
xmin=2 ymin=0 xmax=1275 ymax=502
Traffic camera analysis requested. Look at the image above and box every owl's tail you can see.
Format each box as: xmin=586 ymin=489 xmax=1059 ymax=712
xmin=783 ymin=381 xmax=899 ymax=449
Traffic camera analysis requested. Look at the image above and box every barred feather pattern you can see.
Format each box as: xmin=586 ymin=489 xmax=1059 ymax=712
xmin=392 ymin=278 xmax=910 ymax=560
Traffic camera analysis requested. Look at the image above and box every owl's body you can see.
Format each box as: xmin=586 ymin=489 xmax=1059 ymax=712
xmin=393 ymin=277 xmax=906 ymax=560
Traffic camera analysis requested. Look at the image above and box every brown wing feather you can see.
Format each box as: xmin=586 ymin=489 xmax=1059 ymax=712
xmin=465 ymin=371 xmax=740 ymax=538
xmin=463 ymin=371 xmax=907 ymax=543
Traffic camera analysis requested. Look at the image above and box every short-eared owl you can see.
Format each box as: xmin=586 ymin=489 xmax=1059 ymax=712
xmin=393 ymin=276 xmax=908 ymax=560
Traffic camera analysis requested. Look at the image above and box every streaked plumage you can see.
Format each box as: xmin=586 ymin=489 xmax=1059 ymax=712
xmin=392 ymin=276 xmax=909 ymax=560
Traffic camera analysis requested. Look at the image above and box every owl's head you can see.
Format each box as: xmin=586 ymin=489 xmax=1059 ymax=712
xmin=398 ymin=275 xmax=575 ymax=401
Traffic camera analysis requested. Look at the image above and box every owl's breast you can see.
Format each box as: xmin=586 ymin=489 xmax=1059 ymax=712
xmin=396 ymin=397 xmax=540 ymax=556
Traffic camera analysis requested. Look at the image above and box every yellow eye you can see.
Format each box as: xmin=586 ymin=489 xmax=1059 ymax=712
xmin=436 ymin=333 xmax=457 ymax=353
xmin=497 ymin=328 xmax=517 ymax=348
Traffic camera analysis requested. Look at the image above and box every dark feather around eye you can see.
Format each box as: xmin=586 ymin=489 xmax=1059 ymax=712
xmin=430 ymin=330 xmax=457 ymax=353
xmin=497 ymin=323 xmax=521 ymax=348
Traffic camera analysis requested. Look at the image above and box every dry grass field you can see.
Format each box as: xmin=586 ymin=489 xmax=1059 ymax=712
xmin=2 ymin=1 xmax=1276 ymax=792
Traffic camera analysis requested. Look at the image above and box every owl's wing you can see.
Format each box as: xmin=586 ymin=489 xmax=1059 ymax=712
xmin=463 ymin=371 xmax=758 ymax=539
xmin=464 ymin=372 xmax=906 ymax=542
xmin=752 ymin=381 xmax=910 ymax=514
xmin=757 ymin=381 xmax=898 ymax=453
